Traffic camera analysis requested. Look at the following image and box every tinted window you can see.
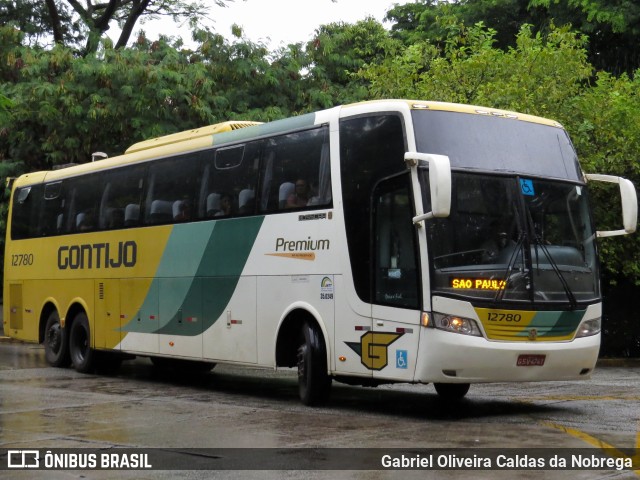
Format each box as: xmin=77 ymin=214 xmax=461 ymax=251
xmin=200 ymin=142 xmax=260 ymax=218
xmin=258 ymin=126 xmax=331 ymax=213
xmin=339 ymin=114 xmax=406 ymax=303
xmin=145 ymin=153 xmax=203 ymax=225
xmin=99 ymin=165 xmax=146 ymax=229
xmin=373 ymin=174 xmax=420 ymax=308
xmin=63 ymin=175 xmax=104 ymax=233
xmin=11 ymin=185 xmax=42 ymax=240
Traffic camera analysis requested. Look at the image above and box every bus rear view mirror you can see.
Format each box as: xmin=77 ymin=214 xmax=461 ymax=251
xmin=405 ymin=152 xmax=452 ymax=223
xmin=585 ymin=173 xmax=638 ymax=237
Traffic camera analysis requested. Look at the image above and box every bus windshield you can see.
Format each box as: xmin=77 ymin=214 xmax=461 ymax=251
xmin=421 ymin=170 xmax=599 ymax=306
xmin=421 ymin=171 xmax=600 ymax=305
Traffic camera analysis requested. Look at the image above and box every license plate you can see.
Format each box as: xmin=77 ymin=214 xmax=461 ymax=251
xmin=517 ymin=354 xmax=546 ymax=366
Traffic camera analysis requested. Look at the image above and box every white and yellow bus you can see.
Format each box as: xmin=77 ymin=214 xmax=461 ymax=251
xmin=4 ymin=100 xmax=637 ymax=404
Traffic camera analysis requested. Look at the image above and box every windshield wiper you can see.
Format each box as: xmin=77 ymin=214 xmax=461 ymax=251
xmin=523 ymin=201 xmax=578 ymax=309
xmin=531 ymin=235 xmax=578 ymax=309
xmin=494 ymin=232 xmax=527 ymax=303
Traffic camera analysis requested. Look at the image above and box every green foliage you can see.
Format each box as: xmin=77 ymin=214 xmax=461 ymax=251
xmin=363 ymin=21 xmax=592 ymax=117
xmin=390 ymin=0 xmax=640 ymax=75
xmin=305 ymin=18 xmax=399 ymax=107
xmin=568 ymin=71 xmax=640 ymax=281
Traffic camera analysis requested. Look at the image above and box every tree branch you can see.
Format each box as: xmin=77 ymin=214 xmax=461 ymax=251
xmin=44 ymin=0 xmax=65 ymax=45
xmin=116 ymin=0 xmax=153 ymax=49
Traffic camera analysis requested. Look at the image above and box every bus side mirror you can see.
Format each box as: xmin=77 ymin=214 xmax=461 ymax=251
xmin=584 ymin=173 xmax=638 ymax=237
xmin=405 ymin=152 xmax=452 ymax=223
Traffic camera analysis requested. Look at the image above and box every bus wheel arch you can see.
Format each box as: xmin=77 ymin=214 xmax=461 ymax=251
xmin=41 ymin=304 xmax=70 ymax=368
xmin=274 ymin=307 xmax=332 ymax=405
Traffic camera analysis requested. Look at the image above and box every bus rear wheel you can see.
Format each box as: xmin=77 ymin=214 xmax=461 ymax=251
xmin=434 ymin=382 xmax=470 ymax=400
xmin=69 ymin=312 xmax=95 ymax=374
xmin=297 ymin=321 xmax=331 ymax=406
xmin=44 ymin=311 xmax=70 ymax=368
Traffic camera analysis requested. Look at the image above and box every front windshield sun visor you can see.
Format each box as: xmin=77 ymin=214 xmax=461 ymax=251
xmin=419 ymin=170 xmax=600 ymax=307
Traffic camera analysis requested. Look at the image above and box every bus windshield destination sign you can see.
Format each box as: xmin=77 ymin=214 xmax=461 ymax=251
xmin=451 ymin=277 xmax=506 ymax=291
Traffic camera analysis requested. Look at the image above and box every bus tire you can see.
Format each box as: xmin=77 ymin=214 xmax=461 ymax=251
xmin=44 ymin=311 xmax=70 ymax=368
xmin=297 ymin=321 xmax=331 ymax=406
xmin=434 ymin=382 xmax=470 ymax=400
xmin=69 ymin=312 xmax=95 ymax=374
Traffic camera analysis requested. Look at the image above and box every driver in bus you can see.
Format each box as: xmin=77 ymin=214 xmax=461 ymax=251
xmin=482 ymin=220 xmax=515 ymax=263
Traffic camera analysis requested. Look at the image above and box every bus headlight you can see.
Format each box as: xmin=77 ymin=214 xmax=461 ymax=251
xmin=576 ymin=317 xmax=601 ymax=338
xmin=433 ymin=313 xmax=482 ymax=337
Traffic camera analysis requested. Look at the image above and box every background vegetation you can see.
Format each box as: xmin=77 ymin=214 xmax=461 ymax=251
xmin=1 ymin=0 xmax=638 ymax=355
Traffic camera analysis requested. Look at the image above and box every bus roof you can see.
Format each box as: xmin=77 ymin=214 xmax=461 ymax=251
xmin=125 ymin=121 xmax=262 ymax=154
xmin=343 ymin=100 xmax=564 ymax=129
xmin=11 ymin=100 xmax=565 ymax=189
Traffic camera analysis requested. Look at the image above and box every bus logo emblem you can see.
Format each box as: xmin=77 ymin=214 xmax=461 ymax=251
xmin=528 ymin=328 xmax=538 ymax=340
xmin=346 ymin=332 xmax=403 ymax=370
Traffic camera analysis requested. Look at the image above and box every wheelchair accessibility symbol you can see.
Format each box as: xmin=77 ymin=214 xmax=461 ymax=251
xmin=520 ymin=178 xmax=535 ymax=196
xmin=396 ymin=350 xmax=408 ymax=369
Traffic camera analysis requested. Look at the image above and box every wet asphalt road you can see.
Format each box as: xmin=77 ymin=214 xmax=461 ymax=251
xmin=0 ymin=339 xmax=638 ymax=479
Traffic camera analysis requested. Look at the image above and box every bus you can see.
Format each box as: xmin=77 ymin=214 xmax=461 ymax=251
xmin=4 ymin=100 xmax=637 ymax=405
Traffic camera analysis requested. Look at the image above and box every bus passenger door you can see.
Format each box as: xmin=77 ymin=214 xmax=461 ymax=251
xmin=370 ymin=174 xmax=422 ymax=382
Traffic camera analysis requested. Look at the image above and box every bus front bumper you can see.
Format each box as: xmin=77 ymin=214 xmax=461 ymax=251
xmin=414 ymin=328 xmax=600 ymax=383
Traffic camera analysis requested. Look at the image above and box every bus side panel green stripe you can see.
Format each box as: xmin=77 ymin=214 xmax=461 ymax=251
xmin=122 ymin=217 xmax=264 ymax=335
xmin=120 ymin=222 xmax=212 ymax=334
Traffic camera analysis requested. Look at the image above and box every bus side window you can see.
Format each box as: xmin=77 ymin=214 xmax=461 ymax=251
xmin=98 ymin=166 xmax=145 ymax=230
xmin=373 ymin=175 xmax=420 ymax=309
xmin=200 ymin=142 xmax=260 ymax=218
xmin=40 ymin=182 xmax=66 ymax=236
xmin=63 ymin=176 xmax=103 ymax=233
xmin=258 ymin=125 xmax=331 ymax=213
xmin=145 ymin=153 xmax=201 ymax=225
xmin=11 ymin=185 xmax=42 ymax=240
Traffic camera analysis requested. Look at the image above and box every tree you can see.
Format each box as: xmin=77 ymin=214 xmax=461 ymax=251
xmin=305 ymin=18 xmax=401 ymax=107
xmin=0 ymin=0 xmax=228 ymax=55
xmin=386 ymin=0 xmax=640 ymax=75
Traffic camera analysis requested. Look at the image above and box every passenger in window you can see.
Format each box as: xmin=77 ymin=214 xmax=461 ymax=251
xmin=287 ymin=179 xmax=311 ymax=208
xmin=174 ymin=197 xmax=192 ymax=222
xmin=215 ymin=193 xmax=233 ymax=217
xmin=77 ymin=211 xmax=95 ymax=232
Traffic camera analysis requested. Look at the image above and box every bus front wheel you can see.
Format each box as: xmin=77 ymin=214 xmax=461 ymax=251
xmin=297 ymin=321 xmax=331 ymax=406
xmin=434 ymin=382 xmax=470 ymax=400
xmin=69 ymin=312 xmax=95 ymax=374
xmin=44 ymin=311 xmax=70 ymax=368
